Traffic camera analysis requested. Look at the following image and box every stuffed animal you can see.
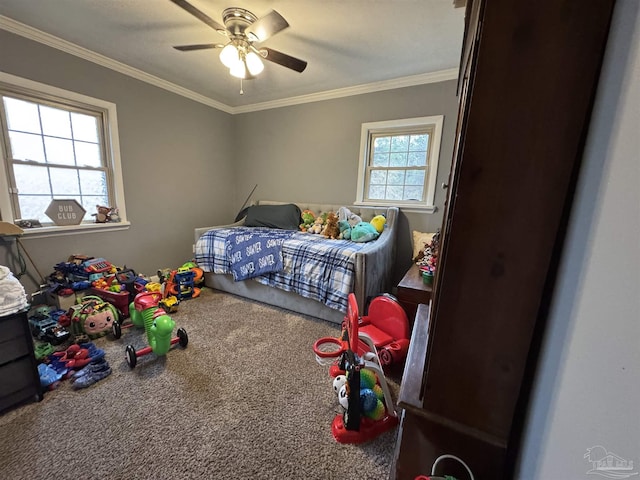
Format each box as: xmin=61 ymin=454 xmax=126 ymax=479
xmin=321 ymin=211 xmax=341 ymax=239
xmin=93 ymin=205 xmax=115 ymax=223
xmin=299 ymin=209 xmax=316 ymax=232
xmin=350 ymin=222 xmax=380 ymax=242
xmin=307 ymin=215 xmax=325 ymax=234
xmin=338 ymin=220 xmax=352 ymax=240
xmin=370 ymin=214 xmax=387 ymax=233
xmin=337 ymin=206 xmax=362 ymax=227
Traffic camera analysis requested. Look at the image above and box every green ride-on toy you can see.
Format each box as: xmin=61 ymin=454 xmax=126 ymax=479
xmin=121 ymin=291 xmax=188 ymax=368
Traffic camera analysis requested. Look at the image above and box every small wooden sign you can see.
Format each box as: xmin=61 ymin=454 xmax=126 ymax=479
xmin=45 ymin=199 xmax=86 ymax=226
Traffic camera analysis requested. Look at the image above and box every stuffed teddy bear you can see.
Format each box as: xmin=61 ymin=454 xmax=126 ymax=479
xmin=307 ymin=215 xmax=325 ymax=234
xmin=350 ymin=222 xmax=380 ymax=242
xmin=93 ymin=205 xmax=114 ymax=223
xmin=299 ymin=209 xmax=316 ymax=232
xmin=321 ymin=211 xmax=341 ymax=239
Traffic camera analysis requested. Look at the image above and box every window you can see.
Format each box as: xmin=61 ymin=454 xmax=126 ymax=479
xmin=356 ymin=116 xmax=444 ymax=212
xmin=0 ymin=72 xmax=127 ymax=235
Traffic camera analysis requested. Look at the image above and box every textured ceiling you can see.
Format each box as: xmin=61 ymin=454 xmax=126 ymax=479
xmin=0 ymin=0 xmax=466 ymax=111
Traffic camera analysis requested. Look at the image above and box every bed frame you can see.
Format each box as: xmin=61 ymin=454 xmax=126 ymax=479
xmin=194 ymin=201 xmax=398 ymax=324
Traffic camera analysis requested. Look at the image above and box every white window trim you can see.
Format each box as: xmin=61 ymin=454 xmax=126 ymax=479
xmin=0 ymin=72 xmax=129 ymax=236
xmin=355 ymin=115 xmax=444 ymax=213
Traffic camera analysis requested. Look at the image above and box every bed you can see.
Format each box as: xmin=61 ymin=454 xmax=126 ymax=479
xmin=194 ymin=201 xmax=398 ymax=324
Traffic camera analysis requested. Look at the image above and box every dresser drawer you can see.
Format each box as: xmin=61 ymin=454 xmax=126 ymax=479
xmin=0 ymin=313 xmax=27 ymax=343
xmin=0 ymin=337 xmax=30 ymax=365
xmin=0 ymin=357 xmax=37 ymax=396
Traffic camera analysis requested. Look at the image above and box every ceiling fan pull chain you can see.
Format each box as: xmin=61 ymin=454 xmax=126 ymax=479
xmin=240 ymin=78 xmax=244 ymax=95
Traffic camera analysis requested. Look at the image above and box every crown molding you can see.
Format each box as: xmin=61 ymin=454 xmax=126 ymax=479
xmin=0 ymin=14 xmax=458 ymax=115
xmin=0 ymin=15 xmax=233 ymax=114
xmin=230 ymin=69 xmax=459 ymax=114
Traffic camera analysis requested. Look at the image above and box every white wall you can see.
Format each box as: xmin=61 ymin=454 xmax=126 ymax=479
xmin=517 ymin=1 xmax=640 ymax=478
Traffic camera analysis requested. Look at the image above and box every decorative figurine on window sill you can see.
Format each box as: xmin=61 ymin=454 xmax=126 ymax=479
xmin=92 ymin=205 xmax=119 ymax=223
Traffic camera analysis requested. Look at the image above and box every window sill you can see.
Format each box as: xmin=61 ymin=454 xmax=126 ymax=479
xmin=354 ymin=201 xmax=437 ymax=214
xmin=19 ymin=221 xmax=131 ymax=239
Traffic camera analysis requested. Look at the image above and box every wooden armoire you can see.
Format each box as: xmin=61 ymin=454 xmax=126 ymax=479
xmin=392 ymin=0 xmax=616 ymax=478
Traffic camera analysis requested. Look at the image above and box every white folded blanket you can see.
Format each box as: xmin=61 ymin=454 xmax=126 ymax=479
xmin=0 ymin=265 xmax=28 ymax=316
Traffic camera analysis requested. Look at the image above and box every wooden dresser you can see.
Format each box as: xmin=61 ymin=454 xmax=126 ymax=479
xmin=396 ymin=264 xmax=432 ymax=327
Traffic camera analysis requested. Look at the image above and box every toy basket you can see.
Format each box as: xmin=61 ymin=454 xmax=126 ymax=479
xmin=415 ymin=454 xmax=475 ymax=480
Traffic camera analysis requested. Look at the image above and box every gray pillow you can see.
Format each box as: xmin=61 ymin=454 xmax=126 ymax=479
xmin=244 ymin=204 xmax=302 ymax=230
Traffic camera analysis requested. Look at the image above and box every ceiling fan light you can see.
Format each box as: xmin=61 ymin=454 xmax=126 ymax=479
xmin=219 ymin=44 xmax=240 ymax=68
xmin=229 ymin=60 xmax=247 ymax=79
xmin=245 ymin=51 xmax=264 ymax=76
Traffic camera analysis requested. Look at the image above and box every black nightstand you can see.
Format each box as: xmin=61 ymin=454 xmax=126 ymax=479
xmin=0 ymin=309 xmax=43 ymax=413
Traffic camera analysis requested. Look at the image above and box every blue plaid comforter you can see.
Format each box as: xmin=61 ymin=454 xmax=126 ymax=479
xmin=195 ymin=227 xmax=369 ymax=312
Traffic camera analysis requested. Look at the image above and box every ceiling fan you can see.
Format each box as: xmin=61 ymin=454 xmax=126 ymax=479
xmin=169 ymin=0 xmax=308 ymax=80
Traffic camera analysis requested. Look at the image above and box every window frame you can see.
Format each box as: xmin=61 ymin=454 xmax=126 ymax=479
xmin=0 ymin=72 xmax=128 ymax=237
xmin=355 ymin=115 xmax=444 ymax=213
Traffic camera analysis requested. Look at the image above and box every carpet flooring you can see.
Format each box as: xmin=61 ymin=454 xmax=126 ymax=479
xmin=0 ymin=288 xmax=400 ymax=480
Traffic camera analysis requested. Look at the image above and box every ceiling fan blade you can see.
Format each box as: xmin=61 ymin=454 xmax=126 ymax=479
xmin=260 ymin=47 xmax=308 ymax=73
xmin=246 ymin=10 xmax=289 ymax=42
xmin=173 ymin=43 xmax=223 ymax=51
xmin=169 ymin=0 xmax=226 ymax=34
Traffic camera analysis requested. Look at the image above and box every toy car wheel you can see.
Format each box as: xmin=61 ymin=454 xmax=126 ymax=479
xmin=125 ymin=345 xmax=137 ymax=369
xmin=177 ymin=328 xmax=188 ymax=348
xmin=379 ymin=348 xmax=393 ymax=366
xmin=112 ymin=322 xmax=122 ymax=339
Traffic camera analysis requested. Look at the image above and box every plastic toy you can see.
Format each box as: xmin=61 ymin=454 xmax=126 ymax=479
xmin=314 ymin=292 xmax=409 ymax=372
xmin=28 ymin=305 xmax=70 ymax=345
xmin=122 ymin=291 xmax=188 ymax=368
xmin=159 ymin=295 xmax=180 ymax=313
xmin=165 ymin=267 xmax=201 ymax=300
xmin=179 ymin=262 xmax=204 ymax=287
xmin=313 ymin=293 xmax=399 ymax=444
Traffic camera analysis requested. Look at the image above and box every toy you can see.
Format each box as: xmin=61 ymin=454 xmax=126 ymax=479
xmin=370 ymin=214 xmax=386 ymax=233
xmin=338 ymin=220 xmax=352 ymax=240
xmin=313 ymin=293 xmax=401 ymax=444
xmin=333 ymin=375 xmax=347 ymax=393
xmin=350 ymin=222 xmax=380 ymax=243
xmin=28 ymin=305 xmax=70 ymax=345
xmin=337 ymin=206 xmax=362 ymax=227
xmin=67 ymin=295 xmax=120 ymax=341
xmin=159 ymin=295 xmax=180 ymax=313
xmin=179 ymin=262 xmax=204 ymax=286
xmin=165 ymin=267 xmax=201 ymax=300
xmin=307 ymin=215 xmax=325 ymax=234
xmin=92 ymin=205 xmax=116 ymax=223
xmin=123 ymin=291 xmax=188 ymax=368
xmin=314 ymin=292 xmax=410 ymax=370
xmin=299 ymin=209 xmax=316 ymax=232
xmin=321 ymin=211 xmax=341 ymax=239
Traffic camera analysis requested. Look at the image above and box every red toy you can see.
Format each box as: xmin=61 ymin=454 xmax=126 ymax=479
xmin=313 ymin=293 xmax=399 ymax=444
xmin=314 ymin=292 xmax=410 ymax=376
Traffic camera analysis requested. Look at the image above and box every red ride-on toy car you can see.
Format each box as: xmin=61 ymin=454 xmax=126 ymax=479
xmin=314 ymin=292 xmax=410 ymax=376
